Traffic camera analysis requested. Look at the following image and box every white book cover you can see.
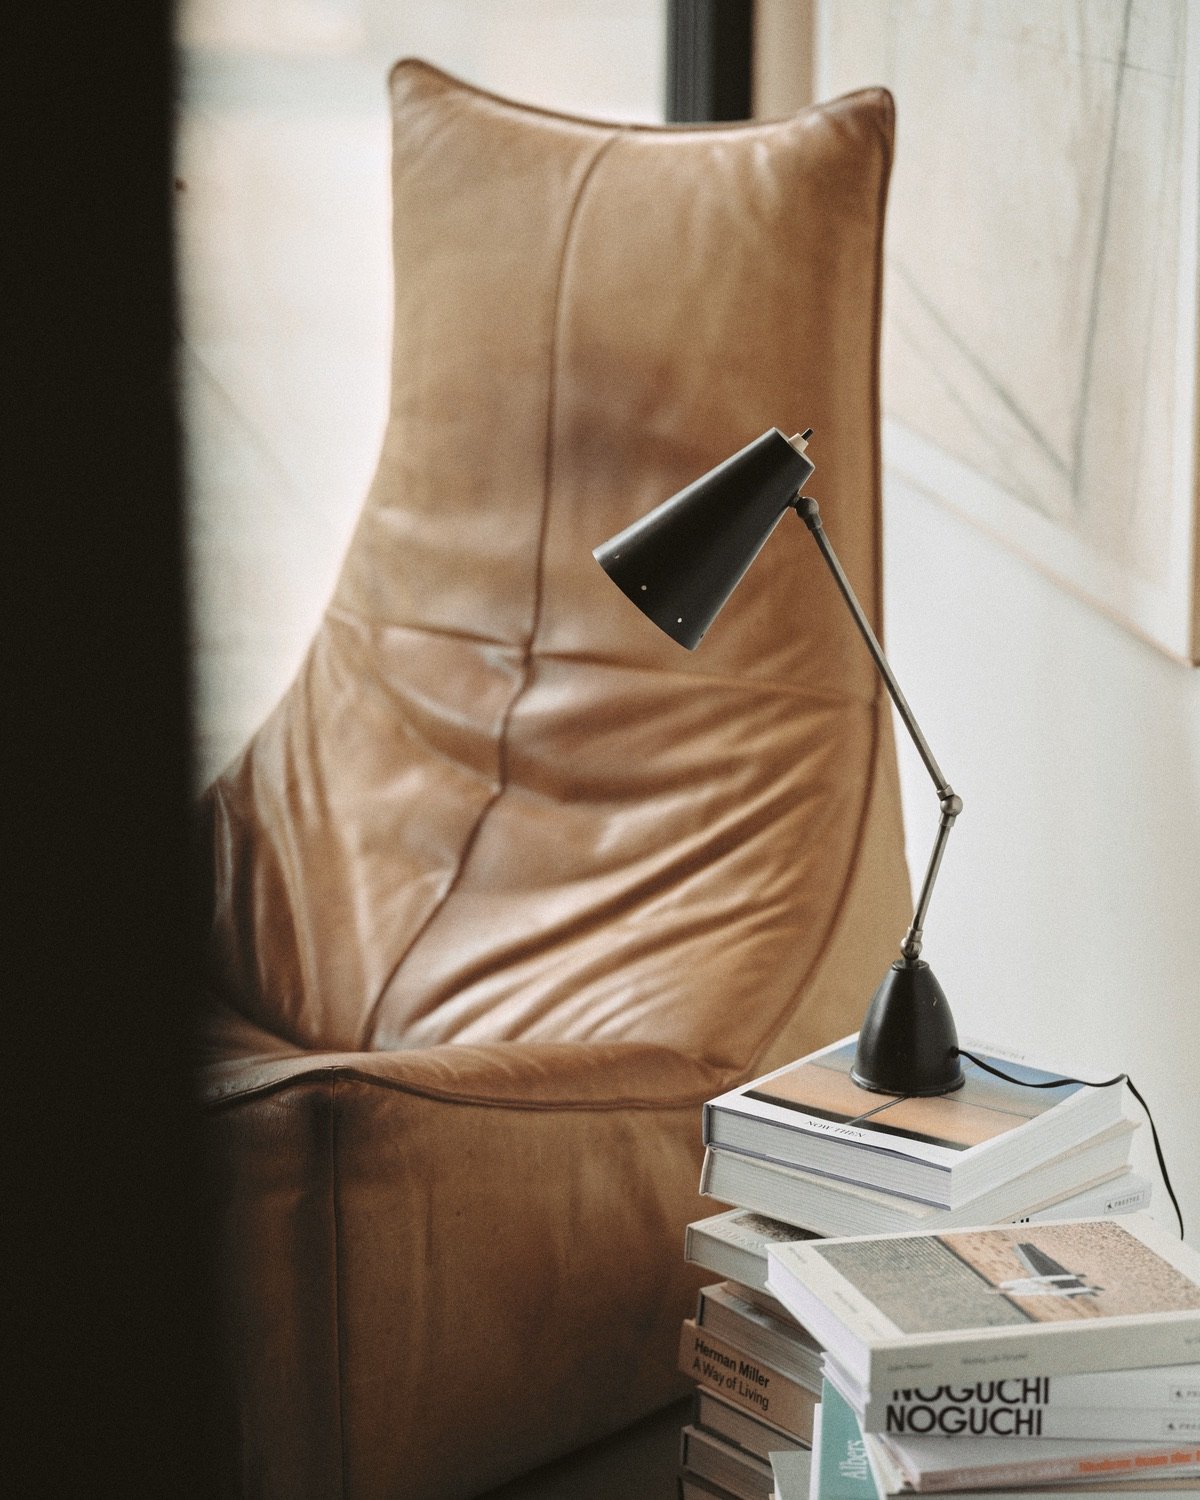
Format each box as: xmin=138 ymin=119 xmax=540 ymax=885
xmin=686 ymin=1208 xmax=818 ymax=1293
xmin=825 ymin=1352 xmax=1200 ymax=1429
xmin=700 ymin=1124 xmax=1139 ymax=1238
xmin=767 ymin=1445 xmax=811 ymax=1500
xmin=685 ymin=1170 xmax=1152 ymax=1294
xmin=806 ymin=1403 xmax=824 ymax=1500
xmin=766 ymin=1214 xmax=1200 ymax=1390
xmin=704 ymin=1035 xmax=1127 ymax=1209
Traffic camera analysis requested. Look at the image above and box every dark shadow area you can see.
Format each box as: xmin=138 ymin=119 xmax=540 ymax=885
xmin=480 ymin=1398 xmax=691 ymax=1500
xmin=4 ymin=7 xmax=219 ymax=1494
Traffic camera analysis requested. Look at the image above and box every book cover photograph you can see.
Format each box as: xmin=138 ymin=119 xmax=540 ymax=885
xmin=816 ymin=1220 xmax=1200 ymax=1336
xmin=767 ymin=1215 xmax=1200 ymax=1387
xmin=703 ymin=1034 xmax=1128 ymax=1207
xmin=744 ymin=1038 xmax=1080 ymax=1154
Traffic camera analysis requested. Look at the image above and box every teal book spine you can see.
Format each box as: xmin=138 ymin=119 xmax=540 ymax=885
xmin=815 ymin=1379 xmax=879 ymax=1500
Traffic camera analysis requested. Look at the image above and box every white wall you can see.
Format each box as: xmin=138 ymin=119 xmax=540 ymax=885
xmin=884 ymin=466 xmax=1200 ymax=1243
xmin=178 ymin=0 xmax=664 ymax=780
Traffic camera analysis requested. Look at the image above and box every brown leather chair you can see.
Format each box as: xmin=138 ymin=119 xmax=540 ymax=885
xmin=198 ymin=61 xmax=909 ymax=1500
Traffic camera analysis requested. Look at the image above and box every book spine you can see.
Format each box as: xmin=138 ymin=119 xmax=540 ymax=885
xmin=835 ymin=1375 xmax=1200 ymax=1436
xmin=704 ymin=1148 xmax=1144 ymax=1243
xmin=878 ymin=1402 xmax=1200 ymax=1441
xmin=694 ymin=1388 xmax=804 ymax=1459
xmin=1021 ymin=1177 xmax=1151 ymax=1222
xmin=857 ymin=1368 xmax=1200 ymax=1427
xmin=870 ymin=1318 xmax=1200 ymax=1387
xmin=809 ymin=1402 xmax=825 ymax=1500
xmin=911 ymin=1443 xmax=1200 ymax=1492
xmin=678 ymin=1319 xmax=818 ymax=1441
xmin=684 ymin=1230 xmax=768 ymax=1292
xmin=681 ymin=1425 xmax=774 ymax=1484
xmin=816 ymin=1378 xmax=884 ymax=1499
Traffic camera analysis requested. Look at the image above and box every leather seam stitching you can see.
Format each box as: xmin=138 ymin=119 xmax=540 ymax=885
xmin=868 ymin=93 xmax=892 ymax=643
xmin=355 ymin=130 xmax=620 ymax=1049
xmin=526 ymin=647 xmax=877 ymax=704
xmin=527 ymin=130 xmax=620 ymax=658
xmin=324 ymin=606 xmax=875 ymax=705
xmin=321 ymin=609 xmax=867 ymax=704
xmin=392 ymin=58 xmax=880 ymax=138
xmin=202 ymin=1065 xmax=730 ymax=1115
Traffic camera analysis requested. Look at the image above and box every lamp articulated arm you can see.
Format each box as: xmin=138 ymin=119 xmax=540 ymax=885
xmin=792 ymin=495 xmax=961 ymax=965
xmin=591 ymin=424 xmax=965 ymax=1094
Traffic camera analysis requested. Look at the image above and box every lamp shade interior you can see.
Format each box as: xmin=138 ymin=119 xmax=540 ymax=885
xmin=593 ymin=428 xmax=815 ymax=649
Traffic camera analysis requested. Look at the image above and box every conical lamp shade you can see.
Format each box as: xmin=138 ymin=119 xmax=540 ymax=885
xmin=593 ymin=428 xmax=815 ymax=649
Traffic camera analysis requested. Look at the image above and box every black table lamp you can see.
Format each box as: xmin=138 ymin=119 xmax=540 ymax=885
xmin=594 ymin=428 xmax=965 ymax=1097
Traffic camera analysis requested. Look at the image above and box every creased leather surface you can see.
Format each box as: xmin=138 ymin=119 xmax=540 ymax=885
xmin=205 ymin=65 xmax=900 ymax=1065
xmin=202 ymin=1035 xmax=728 ymax=1113
xmin=199 ymin=60 xmax=908 ymax=1499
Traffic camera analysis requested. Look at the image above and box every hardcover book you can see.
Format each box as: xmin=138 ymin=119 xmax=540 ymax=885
xmin=693 ymin=1388 xmax=807 ymax=1463
xmin=679 ymin=1319 xmax=820 ymax=1440
xmin=700 ymin=1124 xmax=1139 ymax=1237
xmin=824 ymin=1355 xmax=1200 ymax=1434
xmin=704 ymin=1035 xmax=1127 ymax=1208
xmin=821 ymin=1379 xmax=1200 ymax=1500
xmin=686 ymin=1209 xmax=817 ymax=1294
xmin=677 ymin=1473 xmax=734 ymax=1500
xmin=681 ymin=1424 xmax=774 ymax=1500
xmin=879 ymin=1427 xmax=1200 ymax=1493
xmin=878 ymin=1395 xmax=1200 ymax=1443
xmin=697 ymin=1281 xmax=821 ymax=1385
xmin=812 ymin=1378 xmax=879 ymax=1500
xmin=765 ymin=1215 xmax=1200 ymax=1390
xmin=686 ymin=1168 xmax=1151 ymax=1294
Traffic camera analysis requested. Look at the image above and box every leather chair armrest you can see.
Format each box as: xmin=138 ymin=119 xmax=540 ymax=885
xmin=202 ymin=1039 xmax=728 ymax=1500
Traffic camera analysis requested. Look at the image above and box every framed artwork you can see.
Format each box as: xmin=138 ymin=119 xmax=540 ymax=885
xmin=817 ymin=0 xmax=1200 ymax=663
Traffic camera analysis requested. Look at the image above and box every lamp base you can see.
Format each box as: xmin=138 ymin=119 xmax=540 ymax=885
xmin=851 ymin=959 xmax=965 ymax=1096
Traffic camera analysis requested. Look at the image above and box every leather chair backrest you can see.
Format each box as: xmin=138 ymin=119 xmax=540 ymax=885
xmin=205 ymin=61 xmax=906 ymax=1070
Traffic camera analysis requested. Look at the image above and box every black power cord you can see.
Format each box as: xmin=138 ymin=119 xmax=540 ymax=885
xmin=955 ymin=1048 xmax=1184 ymax=1240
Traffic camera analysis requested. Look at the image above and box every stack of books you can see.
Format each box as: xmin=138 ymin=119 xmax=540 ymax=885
xmin=677 ymin=1268 xmax=821 ymax=1499
xmin=768 ymin=1214 xmax=1200 ymax=1499
xmin=675 ymin=1034 xmax=1156 ymax=1500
